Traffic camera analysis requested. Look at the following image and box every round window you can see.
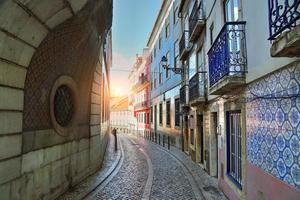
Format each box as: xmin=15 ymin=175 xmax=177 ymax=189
xmin=53 ymin=85 xmax=74 ymax=127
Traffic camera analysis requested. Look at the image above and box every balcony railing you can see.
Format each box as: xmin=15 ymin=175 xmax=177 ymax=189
xmin=134 ymin=101 xmax=150 ymax=110
xmin=179 ymin=31 xmax=191 ymax=60
xmin=268 ymin=0 xmax=300 ymax=40
xmin=208 ymin=22 xmax=247 ymax=87
xmin=132 ymin=75 xmax=149 ymax=91
xmin=189 ymin=1 xmax=205 ymax=41
xmin=189 ymin=73 xmax=206 ymax=103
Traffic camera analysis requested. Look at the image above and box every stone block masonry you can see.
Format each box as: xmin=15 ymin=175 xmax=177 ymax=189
xmin=0 ymin=0 xmax=113 ymax=199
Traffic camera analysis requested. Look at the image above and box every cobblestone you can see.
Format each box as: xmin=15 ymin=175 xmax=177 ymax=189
xmin=88 ymin=135 xmax=148 ymax=200
xmin=132 ymin=137 xmax=197 ymax=200
xmin=59 ymin=133 xmax=227 ymax=200
xmin=135 ymin=135 xmax=227 ymax=200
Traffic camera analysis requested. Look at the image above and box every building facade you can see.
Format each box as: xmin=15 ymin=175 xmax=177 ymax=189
xmin=0 ymin=0 xmax=112 ymax=199
xmin=129 ymin=49 xmax=151 ymax=137
xmin=148 ymin=0 xmax=183 ymax=147
xmin=110 ymin=97 xmax=131 ymax=133
xmin=176 ymin=0 xmax=299 ymax=199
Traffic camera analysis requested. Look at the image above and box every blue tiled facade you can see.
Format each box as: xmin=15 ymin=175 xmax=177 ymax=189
xmin=247 ymin=62 xmax=300 ymax=189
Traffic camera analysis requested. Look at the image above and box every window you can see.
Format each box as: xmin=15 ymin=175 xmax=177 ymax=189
xmin=150 ymin=107 xmax=153 ymax=123
xmin=159 ymin=103 xmax=163 ymax=125
xmin=227 ymin=110 xmax=242 ymax=187
xmin=224 ymin=0 xmax=240 ymax=22
xmin=189 ymin=48 xmax=197 ymax=79
xmin=173 ymin=4 xmax=179 ymax=24
xmin=166 ymin=51 xmax=170 ymax=78
xmin=159 ymin=64 xmax=163 ymax=84
xmin=175 ymin=98 xmax=180 ymax=126
xmin=159 ymin=34 xmax=162 ymax=49
xmin=166 ymin=100 xmax=171 ymax=126
xmin=210 ymin=23 xmax=214 ymax=45
xmin=174 ymin=40 xmax=180 ymax=69
xmin=144 ymin=112 xmax=147 ymax=123
xmin=165 ymin=15 xmax=170 ymax=38
xmin=197 ymin=47 xmax=206 ymax=96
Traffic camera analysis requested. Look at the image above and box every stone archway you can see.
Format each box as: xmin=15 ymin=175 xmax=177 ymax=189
xmin=0 ymin=0 xmax=112 ymax=199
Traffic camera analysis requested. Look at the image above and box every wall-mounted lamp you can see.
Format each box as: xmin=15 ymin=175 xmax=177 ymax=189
xmin=160 ymin=56 xmax=183 ymax=74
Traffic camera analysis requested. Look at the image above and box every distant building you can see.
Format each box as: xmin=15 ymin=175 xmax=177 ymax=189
xmin=110 ymin=97 xmax=131 ymax=133
xmin=129 ymin=49 xmax=151 ymax=137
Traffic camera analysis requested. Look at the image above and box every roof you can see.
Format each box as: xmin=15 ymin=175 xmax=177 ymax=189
xmin=111 ymin=96 xmax=129 ymax=111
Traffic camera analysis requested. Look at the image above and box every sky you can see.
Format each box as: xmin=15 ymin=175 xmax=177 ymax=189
xmin=111 ymin=0 xmax=162 ymax=96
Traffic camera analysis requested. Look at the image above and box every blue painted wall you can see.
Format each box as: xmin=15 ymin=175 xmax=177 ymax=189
xmin=150 ymin=3 xmax=182 ymax=99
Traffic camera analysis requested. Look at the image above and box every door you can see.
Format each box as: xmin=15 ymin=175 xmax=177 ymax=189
xmin=184 ymin=116 xmax=189 ymax=152
xmin=197 ymin=114 xmax=204 ymax=164
xmin=211 ymin=112 xmax=218 ymax=177
xmin=227 ymin=111 xmax=242 ymax=185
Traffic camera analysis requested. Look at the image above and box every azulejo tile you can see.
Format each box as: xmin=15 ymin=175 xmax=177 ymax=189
xmin=291 ymin=164 xmax=300 ymax=186
xmin=279 ymin=69 xmax=291 ymax=88
xmin=290 ymin=135 xmax=300 ymax=156
xmin=288 ymin=107 xmax=300 ymax=128
xmin=280 ymin=99 xmax=292 ymax=114
xmin=246 ymin=63 xmax=300 ymax=189
xmin=276 ymin=134 xmax=286 ymax=151
xmin=275 ymin=108 xmax=285 ymax=126
xmin=283 ymin=147 xmax=294 ymax=167
xmin=277 ymin=158 xmax=287 ymax=177
xmin=271 ymin=144 xmax=280 ymax=161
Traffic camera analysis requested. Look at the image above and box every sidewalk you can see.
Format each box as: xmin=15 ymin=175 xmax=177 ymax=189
xmin=58 ymin=134 xmax=121 ymax=200
xmin=134 ymin=134 xmax=227 ymax=200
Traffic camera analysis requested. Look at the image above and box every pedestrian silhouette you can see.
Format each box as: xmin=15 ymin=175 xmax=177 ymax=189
xmin=112 ymin=128 xmax=117 ymax=151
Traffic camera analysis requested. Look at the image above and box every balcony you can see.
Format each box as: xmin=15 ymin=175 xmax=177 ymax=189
xmin=268 ymin=0 xmax=300 ymax=57
xmin=134 ymin=101 xmax=150 ymax=111
xmin=208 ymin=22 xmax=247 ymax=95
xmin=132 ymin=75 xmax=149 ymax=92
xmin=189 ymin=73 xmax=206 ymax=106
xmin=189 ymin=1 xmax=205 ymax=42
xmin=179 ymin=31 xmax=192 ymax=60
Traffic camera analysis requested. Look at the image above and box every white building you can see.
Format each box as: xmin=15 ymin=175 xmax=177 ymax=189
xmin=110 ymin=97 xmax=131 ymax=133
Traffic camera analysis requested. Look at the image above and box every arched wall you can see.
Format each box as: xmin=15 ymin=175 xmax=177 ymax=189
xmin=0 ymin=0 xmax=112 ymax=199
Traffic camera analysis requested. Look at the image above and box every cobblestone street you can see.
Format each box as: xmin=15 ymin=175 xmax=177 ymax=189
xmin=70 ymin=133 xmax=227 ymax=200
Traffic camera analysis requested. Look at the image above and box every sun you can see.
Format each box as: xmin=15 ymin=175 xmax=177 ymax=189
xmin=112 ymin=88 xmax=124 ymax=97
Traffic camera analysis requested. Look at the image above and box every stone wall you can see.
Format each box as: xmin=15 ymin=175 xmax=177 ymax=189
xmin=0 ymin=0 xmax=113 ymax=199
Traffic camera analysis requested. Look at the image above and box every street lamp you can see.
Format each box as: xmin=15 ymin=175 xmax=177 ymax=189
xmin=160 ymin=56 xmax=168 ymax=70
xmin=160 ymin=56 xmax=183 ymax=74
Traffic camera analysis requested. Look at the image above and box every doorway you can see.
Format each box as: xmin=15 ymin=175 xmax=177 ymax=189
xmin=197 ymin=114 xmax=204 ymax=164
xmin=211 ymin=112 xmax=218 ymax=177
xmin=184 ymin=116 xmax=189 ymax=153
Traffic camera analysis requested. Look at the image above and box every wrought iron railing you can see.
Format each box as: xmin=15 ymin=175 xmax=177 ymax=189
xmin=132 ymin=75 xmax=149 ymax=90
xmin=180 ymin=85 xmax=186 ymax=104
xmin=208 ymin=22 xmax=247 ymax=87
xmin=179 ymin=31 xmax=190 ymax=56
xmin=189 ymin=72 xmax=206 ymax=102
xmin=268 ymin=0 xmax=300 ymax=40
xmin=189 ymin=1 xmax=205 ymax=36
xmin=134 ymin=101 xmax=150 ymax=110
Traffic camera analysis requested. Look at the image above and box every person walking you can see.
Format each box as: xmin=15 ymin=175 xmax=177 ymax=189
xmin=112 ymin=128 xmax=117 ymax=151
